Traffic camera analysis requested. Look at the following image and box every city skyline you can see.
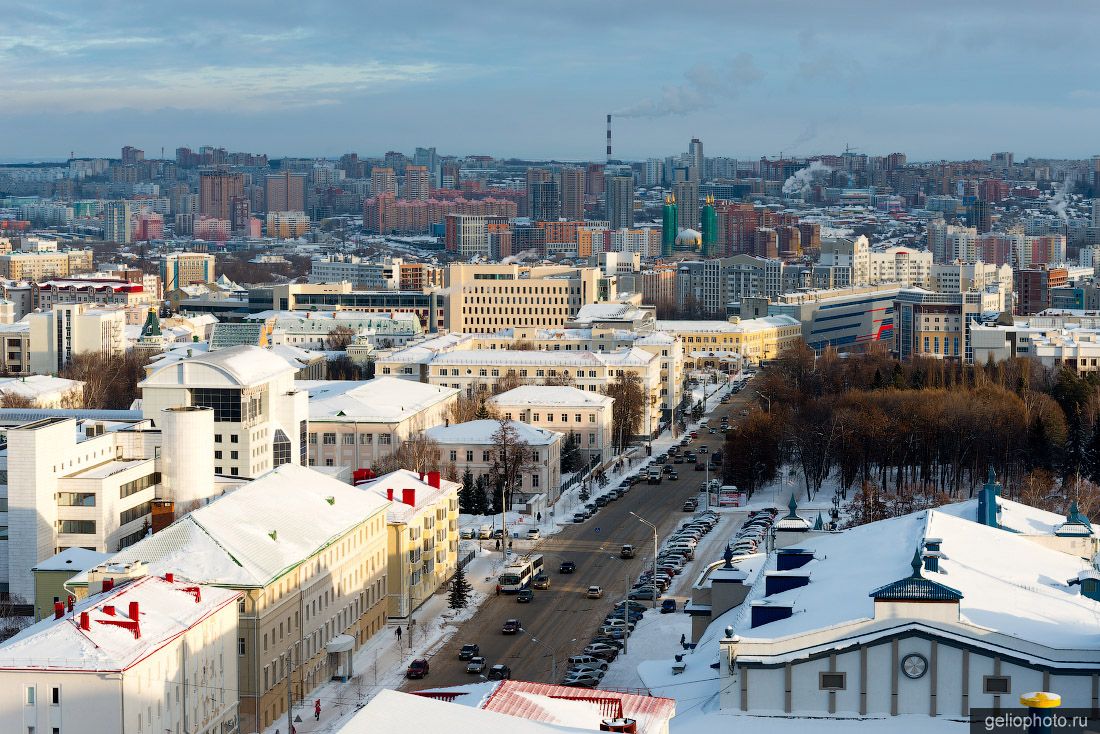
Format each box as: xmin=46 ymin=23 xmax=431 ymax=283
xmin=3 ymin=1 xmax=1100 ymax=161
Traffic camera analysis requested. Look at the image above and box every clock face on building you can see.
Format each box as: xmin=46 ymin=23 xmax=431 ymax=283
xmin=902 ymin=653 xmax=928 ymax=679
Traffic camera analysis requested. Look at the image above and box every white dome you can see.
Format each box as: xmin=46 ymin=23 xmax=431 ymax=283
xmin=675 ymin=228 xmax=703 ymax=246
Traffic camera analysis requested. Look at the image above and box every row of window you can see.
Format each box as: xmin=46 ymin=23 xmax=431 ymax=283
xmin=817 ymin=671 xmax=1011 ymax=694
xmin=119 ymin=472 xmax=160 ymax=499
xmin=309 ymin=432 xmax=393 ymax=445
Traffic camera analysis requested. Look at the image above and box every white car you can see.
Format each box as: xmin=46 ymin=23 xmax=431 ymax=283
xmin=586 ymin=585 xmax=604 ymax=599
xmin=526 ymin=528 xmax=541 ymax=540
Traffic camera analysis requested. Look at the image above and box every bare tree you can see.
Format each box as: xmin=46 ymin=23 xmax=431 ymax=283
xmin=512 ymin=340 xmax=535 ymax=351
xmin=374 ymin=426 xmax=442 ymax=475
xmin=61 ymin=350 xmax=149 ymax=409
xmin=492 ymin=370 xmax=523 ymax=395
xmin=325 ymin=326 xmax=356 ymax=351
xmin=489 ymin=419 xmax=537 ymax=510
xmin=603 ymin=371 xmax=646 ymax=451
xmin=0 ymin=392 xmax=36 ymax=409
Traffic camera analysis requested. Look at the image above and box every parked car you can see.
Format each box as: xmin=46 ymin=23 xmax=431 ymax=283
xmin=568 ymin=663 xmax=608 ymax=676
xmin=589 ymin=635 xmax=625 ymax=649
xmin=628 ymin=587 xmax=660 ymax=601
xmin=526 ymin=528 xmax=541 ymax=540
xmin=583 ymin=645 xmax=619 ymax=662
xmin=460 ymin=528 xmax=475 ymax=539
xmin=458 ymin=643 xmax=480 ymax=661
xmin=562 ymin=671 xmax=602 ymax=688
xmin=573 ymin=513 xmax=586 ymax=523
xmin=568 ymin=655 xmax=610 ymax=670
xmin=466 ymin=656 xmax=487 ymax=674
xmin=661 ymin=599 xmax=679 ymax=614
xmin=478 ymin=525 xmax=492 ymax=539
xmin=406 ymin=659 xmax=430 ymax=679
xmin=532 ymin=573 xmax=550 ymax=590
xmin=682 ymin=500 xmax=698 ymax=512
xmin=587 ymin=585 xmax=604 ymax=599
xmin=559 ymin=560 xmax=576 ymax=574
xmin=502 ymin=618 xmax=521 ymax=634
xmin=517 ymin=588 xmax=534 ymax=603
xmin=487 ymin=663 xmax=512 ymax=680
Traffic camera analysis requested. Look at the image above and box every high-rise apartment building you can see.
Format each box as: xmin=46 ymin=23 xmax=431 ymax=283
xmin=198 ymin=170 xmax=244 ymax=220
xmin=605 ymin=173 xmax=634 ymax=230
xmin=404 ymin=165 xmax=432 ymax=200
xmin=264 ymin=171 xmax=306 ymax=212
xmin=443 ymin=214 xmax=510 ymax=257
xmin=103 ymin=200 xmax=133 ymax=244
xmin=529 ymin=180 xmax=561 ymax=221
xmin=559 ymin=167 xmax=585 ymax=220
xmin=673 ymin=180 xmax=700 ymax=231
xmin=689 ymin=138 xmax=704 ymax=180
xmin=371 ymin=166 xmax=397 ymax=197
xmin=525 ymin=168 xmax=552 ymax=218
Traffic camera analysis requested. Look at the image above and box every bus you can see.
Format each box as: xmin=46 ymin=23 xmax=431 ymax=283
xmin=498 ymin=554 xmax=545 ymax=593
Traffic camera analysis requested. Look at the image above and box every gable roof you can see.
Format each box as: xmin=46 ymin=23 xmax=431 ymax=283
xmin=300 ymin=377 xmax=458 ymax=423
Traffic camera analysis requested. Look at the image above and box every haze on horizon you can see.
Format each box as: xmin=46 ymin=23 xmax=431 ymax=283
xmin=2 ymin=0 xmax=1100 ymax=162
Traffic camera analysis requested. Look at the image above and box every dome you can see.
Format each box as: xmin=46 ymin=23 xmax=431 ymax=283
xmin=675 ymin=228 xmax=703 ymax=246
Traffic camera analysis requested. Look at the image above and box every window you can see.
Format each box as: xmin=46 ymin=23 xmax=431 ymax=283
xmin=58 ymin=520 xmax=95 ymax=534
xmin=983 ymin=676 xmax=1011 ymax=694
xmin=25 ymin=686 xmax=34 ymax=704
xmin=380 ymin=434 xmax=391 ymax=445
xmin=532 ymin=451 xmax=539 ymax=462
xmin=466 ymin=451 xmax=474 ymax=462
xmin=119 ymin=472 xmax=160 ymax=499
xmin=214 ymin=434 xmax=222 ymax=443
xmin=819 ymin=672 xmax=846 ymax=690
xmin=120 ymin=501 xmax=152 ymax=526
xmin=323 ymin=433 xmax=337 ymax=445
xmin=231 ymin=434 xmax=239 ymax=443
xmin=533 ymin=413 xmax=540 ymax=421
xmin=308 ymin=433 xmax=317 ymax=444
xmin=230 ymin=451 xmax=239 ymax=460
xmin=192 ymin=387 xmax=242 ymax=422
xmin=343 ymin=434 xmax=355 ymax=445
xmin=575 ymin=414 xmax=581 ymax=422
xmin=214 ymin=450 xmax=223 ymax=460
xmin=272 ymin=429 xmax=292 ymax=467
xmin=449 ymin=450 xmax=457 ymax=462
xmin=57 ymin=493 xmax=95 ymax=507
xmin=360 ymin=433 xmax=372 ymax=444
xmin=482 ymin=450 xmax=490 ymax=462
xmin=51 ymin=688 xmax=59 ymax=705
xmin=531 ymin=474 xmax=539 ymax=488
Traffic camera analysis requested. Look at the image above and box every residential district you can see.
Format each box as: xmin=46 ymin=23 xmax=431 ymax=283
xmin=2 ymin=141 xmax=1100 ymax=734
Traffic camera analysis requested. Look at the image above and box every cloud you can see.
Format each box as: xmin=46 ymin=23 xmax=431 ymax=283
xmin=0 ymin=62 xmax=451 ymax=113
xmin=615 ymin=53 xmax=762 ymax=118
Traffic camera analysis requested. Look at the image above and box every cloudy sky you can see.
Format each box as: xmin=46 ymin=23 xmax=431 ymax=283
xmin=2 ymin=1 xmax=1099 ymax=162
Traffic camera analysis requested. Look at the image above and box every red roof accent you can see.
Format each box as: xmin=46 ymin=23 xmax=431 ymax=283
xmin=480 ymin=681 xmax=675 ymax=734
xmin=412 ymin=691 xmax=468 ymax=702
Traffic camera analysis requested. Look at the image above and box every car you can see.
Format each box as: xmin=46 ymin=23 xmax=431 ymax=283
xmin=595 ymin=495 xmax=610 ymax=507
xmin=597 ymin=625 xmax=627 ymax=639
xmin=517 ymin=588 xmax=534 ymax=603
xmin=628 ymin=587 xmax=661 ymax=601
xmin=739 ymin=409 xmax=749 ymax=416
xmin=559 ymin=561 xmax=576 ymax=574
xmin=668 ymin=470 xmax=679 ymax=480
xmin=655 ymin=454 xmax=667 ymax=464
xmin=583 ymin=646 xmax=619 ymax=662
xmin=585 ymin=502 xmax=598 ymax=515
xmin=502 ymin=619 xmax=521 ymax=634
xmin=682 ymin=500 xmax=698 ymax=511
xmin=466 ymin=656 xmax=487 ymax=674
xmin=647 ymin=471 xmax=662 ymax=485
xmin=673 ymin=455 xmax=685 ymax=464
xmin=573 ymin=513 xmax=586 ymax=523
xmin=708 ymin=428 xmax=716 ymax=434
xmin=698 ymin=445 xmax=708 ymax=454
xmin=562 ymin=671 xmax=602 ymax=688
xmin=589 ymin=635 xmax=626 ymax=649
xmin=661 ymin=599 xmax=679 ymax=614
xmin=406 ymin=658 xmax=430 ymax=679
xmin=601 ymin=617 xmax=635 ymax=631
xmin=532 ymin=573 xmax=550 ymax=590
xmin=690 ymin=431 xmax=699 ymax=438
xmin=613 ymin=600 xmax=648 ymax=612
xmin=487 ymin=663 xmax=512 ymax=680
xmin=567 ymin=663 xmax=609 ymax=676
xmin=568 ymin=655 xmax=610 ymax=670
xmin=526 ymin=528 xmax=541 ymax=540
xmin=458 ymin=643 xmax=480 ymax=661
xmin=587 ymin=585 xmax=604 ymax=598
xmin=620 ymin=544 xmax=636 ymax=558
xmin=662 ymin=464 xmax=674 ymax=476
xmin=477 ymin=525 xmax=492 ymax=539
xmin=460 ymin=528 xmax=475 ymax=539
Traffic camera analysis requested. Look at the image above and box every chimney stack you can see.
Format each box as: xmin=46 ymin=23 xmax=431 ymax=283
xmin=428 ymin=470 xmax=441 ymax=489
xmin=67 ymin=595 xmax=74 ymax=612
xmin=165 ymin=572 xmax=174 ymax=583
xmin=79 ymin=611 xmax=90 ymax=631
xmin=387 ymin=488 xmax=394 ymax=502
xmin=402 ymin=488 xmax=416 ymax=507
xmin=53 ymin=601 xmax=64 ymax=620
xmin=103 ymin=605 xmax=115 ymax=616
xmin=606 ymin=114 xmax=612 ymax=163
xmin=102 ymin=578 xmax=114 ymax=592
xmin=128 ymin=601 xmax=140 ymax=621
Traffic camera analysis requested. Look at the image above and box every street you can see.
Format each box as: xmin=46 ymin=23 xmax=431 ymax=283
xmin=403 ymin=376 xmax=757 ymax=689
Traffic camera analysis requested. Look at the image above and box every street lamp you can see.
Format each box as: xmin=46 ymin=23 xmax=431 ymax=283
xmin=524 ymin=630 xmax=573 ymax=681
xmin=629 ymin=511 xmax=659 ymax=610
xmin=755 ymin=391 xmax=772 ymax=413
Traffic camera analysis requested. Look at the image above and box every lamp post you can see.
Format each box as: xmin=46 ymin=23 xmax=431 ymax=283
xmin=629 ymin=511 xmax=659 ymax=610
xmin=755 ymin=391 xmax=772 ymax=413
xmin=525 ymin=630 xmax=564 ymax=681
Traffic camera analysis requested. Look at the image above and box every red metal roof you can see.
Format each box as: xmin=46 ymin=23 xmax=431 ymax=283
xmin=481 ymin=681 xmax=675 ymax=734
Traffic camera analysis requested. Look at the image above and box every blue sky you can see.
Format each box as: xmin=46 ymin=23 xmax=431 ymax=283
xmin=2 ymin=1 xmax=1099 ymax=162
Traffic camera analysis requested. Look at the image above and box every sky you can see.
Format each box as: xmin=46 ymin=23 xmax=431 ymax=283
xmin=2 ymin=0 xmax=1100 ymax=163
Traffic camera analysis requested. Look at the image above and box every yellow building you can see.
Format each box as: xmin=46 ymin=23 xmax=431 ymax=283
xmin=444 ymin=263 xmax=615 ymax=333
xmin=265 ymin=210 xmax=311 ymax=239
xmin=655 ymin=315 xmax=802 ymax=367
xmin=160 ymin=251 xmax=215 ymax=291
xmin=0 ymin=250 xmax=93 ymax=280
xmin=362 ymin=469 xmax=460 ymax=619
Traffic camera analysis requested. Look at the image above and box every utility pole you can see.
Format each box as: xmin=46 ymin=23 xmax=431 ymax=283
xmin=630 ymin=512 xmax=659 ymax=610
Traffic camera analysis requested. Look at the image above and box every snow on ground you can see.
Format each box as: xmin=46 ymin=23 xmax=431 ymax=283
xmin=672 ymin=709 xmax=969 ymax=734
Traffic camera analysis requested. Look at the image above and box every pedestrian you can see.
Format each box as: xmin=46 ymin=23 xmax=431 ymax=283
xmin=680 ymin=633 xmax=687 ymax=649
xmin=314 ymin=699 xmax=321 ymax=721
xmin=537 ymin=511 xmax=542 ymax=523
xmin=496 ymin=584 xmax=501 ymax=596
xmin=396 ymin=626 xmax=402 ymax=641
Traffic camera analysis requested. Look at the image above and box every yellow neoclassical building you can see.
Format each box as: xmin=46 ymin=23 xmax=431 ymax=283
xmin=655 ymin=315 xmax=802 ymax=368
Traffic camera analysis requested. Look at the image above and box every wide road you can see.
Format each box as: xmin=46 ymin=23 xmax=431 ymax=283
xmin=404 ymin=376 xmax=759 ymax=689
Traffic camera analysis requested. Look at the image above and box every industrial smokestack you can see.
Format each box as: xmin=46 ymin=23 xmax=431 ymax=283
xmin=606 ymin=114 xmax=612 ymax=163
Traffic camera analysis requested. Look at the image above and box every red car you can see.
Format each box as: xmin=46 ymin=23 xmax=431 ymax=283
xmin=406 ymin=659 xmax=430 ymax=679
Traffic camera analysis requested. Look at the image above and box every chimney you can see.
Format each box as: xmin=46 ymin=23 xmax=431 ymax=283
xmin=79 ymin=611 xmax=90 ymax=631
xmin=402 ymin=488 xmax=416 ymax=507
xmin=53 ymin=601 xmax=64 ymax=620
xmin=606 ymin=114 xmax=613 ymax=163
xmin=128 ymin=601 xmax=140 ymax=621
xmin=165 ymin=572 xmax=174 ymax=583
xmin=387 ymin=488 xmax=394 ymax=502
xmin=428 ymin=470 xmax=441 ymax=489
xmin=66 ymin=595 xmax=74 ymax=612
xmin=103 ymin=605 xmax=115 ymax=616
xmin=922 ymin=538 xmax=943 ymax=573
xmin=102 ymin=578 xmax=114 ymax=592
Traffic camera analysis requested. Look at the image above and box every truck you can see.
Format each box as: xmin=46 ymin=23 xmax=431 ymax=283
xmin=647 ymin=467 xmax=662 ymax=484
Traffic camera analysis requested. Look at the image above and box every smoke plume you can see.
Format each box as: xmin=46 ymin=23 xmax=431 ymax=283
xmin=616 ymin=53 xmax=762 ymax=118
xmin=782 ymin=161 xmax=832 ymax=198
xmin=1048 ymin=176 xmax=1075 ymax=223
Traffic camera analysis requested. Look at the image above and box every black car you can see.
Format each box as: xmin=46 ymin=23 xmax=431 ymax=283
xmin=559 ymin=560 xmax=577 ymax=574
xmin=458 ymin=643 xmax=480 ymax=661
xmin=517 ymin=588 xmax=534 ymax=603
xmin=502 ymin=618 xmax=521 ymax=634
xmin=487 ymin=663 xmax=512 ymax=680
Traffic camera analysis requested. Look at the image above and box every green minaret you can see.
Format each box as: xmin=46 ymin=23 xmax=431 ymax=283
xmin=701 ymin=194 xmax=717 ymax=257
xmin=661 ymin=194 xmax=677 ymax=257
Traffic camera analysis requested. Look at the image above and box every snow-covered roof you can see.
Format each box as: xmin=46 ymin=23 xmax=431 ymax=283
xmin=380 ymin=332 xmax=480 ymax=364
xmin=480 ymin=680 xmax=676 ymax=734
xmin=489 ymin=385 xmax=613 ymax=408
xmin=32 ymin=547 xmax=110 ymax=573
xmin=938 ymin=494 xmax=1081 ymax=536
xmin=728 ymin=507 xmax=1100 ymax=651
xmin=0 ymin=375 xmax=82 ymax=401
xmin=343 ymin=690 xmax=591 ymax=734
xmin=142 ymin=344 xmax=296 ymax=387
xmin=430 ymin=347 xmax=655 ymax=368
xmin=425 ymin=419 xmax=561 ymax=446
xmin=0 ymin=575 xmax=238 ymax=672
xmin=360 ymin=469 xmax=460 ymax=524
xmin=68 ymin=465 xmax=390 ymax=589
xmin=300 ymin=377 xmax=458 ymax=423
